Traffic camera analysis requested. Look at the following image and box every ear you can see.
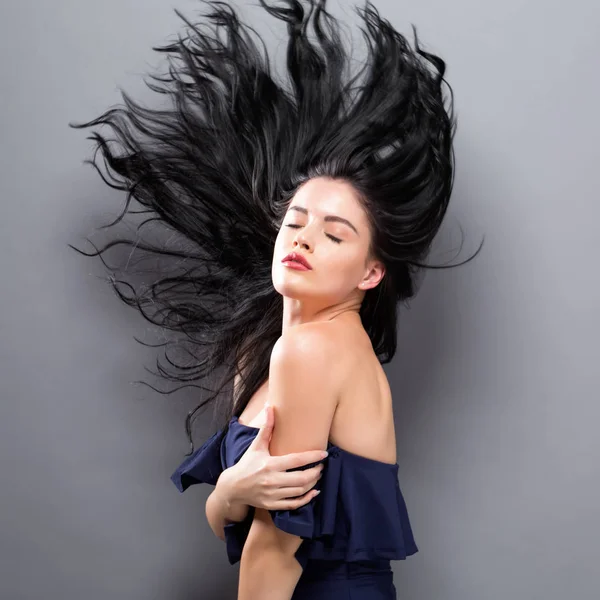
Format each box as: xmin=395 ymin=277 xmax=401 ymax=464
xmin=358 ymin=259 xmax=385 ymax=291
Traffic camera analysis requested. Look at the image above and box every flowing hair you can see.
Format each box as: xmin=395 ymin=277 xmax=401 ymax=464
xmin=70 ymin=0 xmax=481 ymax=452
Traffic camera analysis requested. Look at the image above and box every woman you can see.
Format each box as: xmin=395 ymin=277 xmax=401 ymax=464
xmin=174 ymin=175 xmax=420 ymax=599
xmin=72 ymin=0 xmax=478 ymax=597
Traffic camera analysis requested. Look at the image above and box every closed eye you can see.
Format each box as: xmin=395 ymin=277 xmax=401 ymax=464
xmin=285 ymin=224 xmax=342 ymax=244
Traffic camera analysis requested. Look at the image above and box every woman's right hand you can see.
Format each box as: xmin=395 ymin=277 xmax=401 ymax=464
xmin=217 ymin=405 xmax=327 ymax=512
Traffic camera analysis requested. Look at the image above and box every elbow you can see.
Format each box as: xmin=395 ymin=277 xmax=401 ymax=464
xmin=205 ymin=494 xmax=226 ymax=542
xmin=206 ymin=517 xmax=225 ymax=543
xmin=208 ymin=518 xmax=226 ymax=543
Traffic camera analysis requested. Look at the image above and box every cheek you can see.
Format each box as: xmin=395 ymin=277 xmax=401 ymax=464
xmin=320 ymin=249 xmax=363 ymax=285
xmin=273 ymin=230 xmax=287 ymax=256
xmin=272 ymin=230 xmax=292 ymax=274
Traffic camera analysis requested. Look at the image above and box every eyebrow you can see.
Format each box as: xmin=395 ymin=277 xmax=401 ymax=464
xmin=288 ymin=206 xmax=359 ymax=235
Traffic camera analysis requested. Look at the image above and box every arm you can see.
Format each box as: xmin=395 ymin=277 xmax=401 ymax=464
xmin=204 ymin=393 xmax=327 ymax=543
xmin=205 ymin=370 xmax=250 ymax=541
xmin=237 ymin=326 xmax=340 ymax=600
xmin=205 ymin=469 xmax=250 ymax=541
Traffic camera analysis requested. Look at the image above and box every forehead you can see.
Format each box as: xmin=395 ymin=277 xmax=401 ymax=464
xmin=290 ymin=177 xmax=366 ymax=219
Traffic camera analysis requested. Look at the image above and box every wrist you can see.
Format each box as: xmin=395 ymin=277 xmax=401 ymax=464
xmin=217 ymin=467 xmax=248 ymax=522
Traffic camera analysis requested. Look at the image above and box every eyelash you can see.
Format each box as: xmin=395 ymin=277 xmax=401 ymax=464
xmin=285 ymin=224 xmax=342 ymax=244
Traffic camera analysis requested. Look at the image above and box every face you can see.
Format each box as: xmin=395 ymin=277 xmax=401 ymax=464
xmin=271 ymin=177 xmax=384 ymax=304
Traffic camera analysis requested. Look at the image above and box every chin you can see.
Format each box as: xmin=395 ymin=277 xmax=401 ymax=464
xmin=272 ymin=269 xmax=311 ymax=299
xmin=272 ymin=277 xmax=305 ymax=299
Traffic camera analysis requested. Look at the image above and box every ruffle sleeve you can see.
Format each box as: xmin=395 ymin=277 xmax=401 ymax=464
xmin=170 ymin=428 xmax=226 ymax=491
xmin=222 ymin=446 xmax=418 ymax=569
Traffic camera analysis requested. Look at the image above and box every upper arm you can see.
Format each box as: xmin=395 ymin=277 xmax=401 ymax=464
xmin=243 ymin=325 xmax=341 ymax=556
xmin=267 ymin=326 xmax=340 ymax=456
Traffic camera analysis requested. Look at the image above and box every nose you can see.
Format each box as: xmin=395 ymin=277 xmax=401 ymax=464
xmin=292 ymin=229 xmax=311 ymax=252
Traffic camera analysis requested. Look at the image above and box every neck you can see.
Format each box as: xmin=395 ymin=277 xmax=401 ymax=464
xmin=281 ymin=293 xmax=363 ymax=334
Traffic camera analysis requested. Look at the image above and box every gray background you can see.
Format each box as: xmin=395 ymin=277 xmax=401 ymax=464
xmin=1 ymin=0 xmax=598 ymax=598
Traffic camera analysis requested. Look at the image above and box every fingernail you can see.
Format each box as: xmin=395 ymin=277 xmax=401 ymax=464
xmin=321 ymin=451 xmax=328 ymax=458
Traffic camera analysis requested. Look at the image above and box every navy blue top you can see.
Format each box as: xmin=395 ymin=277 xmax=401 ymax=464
xmin=171 ymin=415 xmax=419 ymax=568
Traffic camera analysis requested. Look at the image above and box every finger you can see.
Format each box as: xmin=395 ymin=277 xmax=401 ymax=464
xmin=251 ymin=405 xmax=274 ymax=449
xmin=270 ymin=464 xmax=323 ymax=489
xmin=267 ymin=489 xmax=320 ymax=511
xmin=270 ymin=450 xmax=328 ymax=471
xmin=273 ymin=486 xmax=310 ymax=498
xmin=264 ymin=403 xmax=274 ymax=432
xmin=273 ymin=478 xmax=321 ymax=498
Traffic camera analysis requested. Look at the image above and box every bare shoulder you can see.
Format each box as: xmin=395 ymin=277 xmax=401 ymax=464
xmin=272 ymin=321 xmax=339 ymax=357
xmin=270 ymin=321 xmax=347 ymax=388
xmin=266 ymin=323 xmax=345 ymax=454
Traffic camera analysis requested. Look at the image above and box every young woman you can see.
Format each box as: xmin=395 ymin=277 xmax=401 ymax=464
xmin=72 ymin=1 xmax=478 ymax=597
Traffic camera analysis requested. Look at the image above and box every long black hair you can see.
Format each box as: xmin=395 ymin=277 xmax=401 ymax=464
xmin=70 ymin=0 xmax=481 ymax=452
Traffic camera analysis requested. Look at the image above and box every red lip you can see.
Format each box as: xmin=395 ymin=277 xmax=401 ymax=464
xmin=281 ymin=252 xmax=312 ymax=270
